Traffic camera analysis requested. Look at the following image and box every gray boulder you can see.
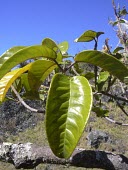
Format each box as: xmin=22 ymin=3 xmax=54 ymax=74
xmin=87 ymin=130 xmax=109 ymax=149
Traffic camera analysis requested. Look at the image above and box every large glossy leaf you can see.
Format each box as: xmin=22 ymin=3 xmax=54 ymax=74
xmin=42 ymin=38 xmax=62 ymax=62
xmin=0 ymin=63 xmax=32 ymax=102
xmin=75 ymin=50 xmax=128 ymax=82
xmin=0 ymin=45 xmax=56 ymax=80
xmin=0 ymin=46 xmax=26 ymax=67
xmin=28 ymin=60 xmax=57 ymax=91
xmin=46 ymin=73 xmax=92 ymax=158
xmin=74 ymin=30 xmax=104 ymax=42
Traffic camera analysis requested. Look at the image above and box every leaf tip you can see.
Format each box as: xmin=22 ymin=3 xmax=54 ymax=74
xmin=74 ymin=38 xmax=78 ymax=42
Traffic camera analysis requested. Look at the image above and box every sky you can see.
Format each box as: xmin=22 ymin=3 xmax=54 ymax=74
xmin=0 ymin=0 xmax=128 ymax=56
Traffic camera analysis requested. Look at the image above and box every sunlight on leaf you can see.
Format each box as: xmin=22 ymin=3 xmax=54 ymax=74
xmin=75 ymin=30 xmax=104 ymax=42
xmin=75 ymin=50 xmax=128 ymax=82
xmin=0 ymin=45 xmax=57 ymax=79
xmin=0 ymin=46 xmax=26 ymax=67
xmin=0 ymin=63 xmax=32 ymax=102
xmin=46 ymin=73 xmax=92 ymax=158
xmin=28 ymin=60 xmax=57 ymax=91
xmin=58 ymin=41 xmax=69 ymax=55
xmin=42 ymin=38 xmax=62 ymax=62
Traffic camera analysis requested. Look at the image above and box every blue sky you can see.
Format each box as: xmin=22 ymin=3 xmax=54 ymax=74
xmin=0 ymin=0 xmax=128 ymax=56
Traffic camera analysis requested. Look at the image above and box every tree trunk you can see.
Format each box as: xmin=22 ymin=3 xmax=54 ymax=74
xmin=0 ymin=142 xmax=128 ymax=170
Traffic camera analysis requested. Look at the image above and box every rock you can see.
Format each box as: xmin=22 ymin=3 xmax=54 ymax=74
xmin=86 ymin=130 xmax=109 ymax=149
xmin=0 ymin=99 xmax=45 ymax=140
xmin=1 ymin=142 xmax=128 ymax=170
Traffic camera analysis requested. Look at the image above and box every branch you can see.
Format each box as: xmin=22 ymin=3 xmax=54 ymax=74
xmin=94 ymin=65 xmax=98 ymax=89
xmin=11 ymin=85 xmax=44 ymax=113
xmin=101 ymin=89 xmax=128 ymax=120
xmin=105 ymin=116 xmax=128 ymax=126
xmin=0 ymin=142 xmax=128 ymax=169
xmin=53 ymin=59 xmax=64 ymax=73
xmin=104 ymin=38 xmax=111 ymax=54
xmin=71 ymin=65 xmax=80 ymax=75
xmin=118 ymin=81 xmax=125 ymax=94
xmin=112 ymin=0 xmax=123 ymax=35
xmin=40 ymin=85 xmax=49 ymax=89
xmin=94 ymin=38 xmax=98 ymax=89
xmin=65 ymin=61 xmax=76 ymax=72
xmin=116 ymin=100 xmax=128 ymax=116
xmin=101 ymin=91 xmax=128 ymax=103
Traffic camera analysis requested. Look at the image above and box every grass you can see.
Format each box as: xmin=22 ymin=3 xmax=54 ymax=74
xmin=6 ymin=121 xmax=48 ymax=146
xmin=0 ymin=103 xmax=128 ymax=170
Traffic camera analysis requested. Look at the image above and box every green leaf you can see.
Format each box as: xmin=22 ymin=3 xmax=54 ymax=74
xmin=20 ymin=73 xmax=39 ymax=99
xmin=42 ymin=38 xmax=62 ymax=62
xmin=39 ymin=86 xmax=48 ymax=101
xmin=0 ymin=63 xmax=32 ymax=102
xmin=75 ymin=50 xmax=128 ymax=82
xmin=84 ymin=72 xmax=95 ymax=80
xmin=0 ymin=45 xmax=57 ymax=80
xmin=96 ymin=32 xmax=105 ymax=38
xmin=74 ymin=63 xmax=83 ymax=74
xmin=11 ymin=78 xmax=22 ymax=97
xmin=58 ymin=41 xmax=69 ymax=55
xmin=0 ymin=46 xmax=26 ymax=67
xmin=97 ymin=71 xmax=109 ymax=84
xmin=112 ymin=21 xmax=118 ymax=26
xmin=124 ymin=76 xmax=128 ymax=84
xmin=75 ymin=30 xmax=104 ymax=42
xmin=92 ymin=106 xmax=109 ymax=117
xmin=113 ymin=47 xmax=124 ymax=53
xmin=28 ymin=60 xmax=57 ymax=91
xmin=42 ymin=38 xmax=59 ymax=52
xmin=21 ymin=73 xmax=31 ymax=92
xmin=97 ymin=71 xmax=109 ymax=92
xmin=112 ymin=53 xmax=123 ymax=59
xmin=46 ymin=73 xmax=92 ymax=158
xmin=111 ymin=20 xmax=125 ymax=26
xmin=119 ymin=9 xmax=128 ymax=16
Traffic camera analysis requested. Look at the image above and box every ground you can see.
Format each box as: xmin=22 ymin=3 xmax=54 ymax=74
xmin=0 ymin=100 xmax=128 ymax=170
